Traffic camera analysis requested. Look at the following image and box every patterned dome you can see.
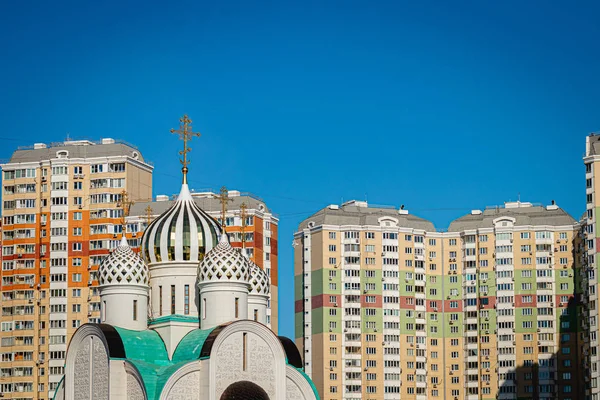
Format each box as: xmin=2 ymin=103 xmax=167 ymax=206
xmin=249 ymin=263 xmax=270 ymax=296
xmin=99 ymin=236 xmax=148 ymax=286
xmin=198 ymin=233 xmax=250 ymax=283
xmin=142 ymin=184 xmax=220 ymax=264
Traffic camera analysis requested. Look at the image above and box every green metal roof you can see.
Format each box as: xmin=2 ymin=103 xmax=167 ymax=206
xmin=113 ymin=326 xmax=179 ymax=399
xmin=148 ymin=315 xmax=199 ymax=326
xmin=112 ymin=326 xmax=218 ymax=399
xmin=172 ymin=327 xmax=216 ymax=362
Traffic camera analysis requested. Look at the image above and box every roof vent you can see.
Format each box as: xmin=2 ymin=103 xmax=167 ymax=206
xmin=228 ymin=190 xmax=240 ymax=197
xmin=33 ymin=143 xmax=47 ymax=149
xmin=546 ymin=203 xmax=559 ymax=211
xmin=156 ymin=195 xmax=170 ymax=202
xmin=342 ymin=200 xmax=367 ymax=208
xmin=471 ymin=210 xmax=482 ymax=215
xmin=328 ymin=204 xmax=339 ymax=210
xmin=101 ymin=138 xmax=115 ymax=144
xmin=505 ymin=201 xmax=532 ymax=209
xmin=398 ymin=209 xmax=409 ymax=215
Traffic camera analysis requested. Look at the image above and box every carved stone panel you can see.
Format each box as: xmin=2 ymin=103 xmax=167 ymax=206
xmin=74 ymin=338 xmax=91 ymax=400
xmin=286 ymin=379 xmax=304 ymax=400
xmin=127 ymin=372 xmax=146 ymax=400
xmin=91 ymin=337 xmax=109 ymax=400
xmin=166 ymin=371 xmax=201 ymax=400
xmin=214 ymin=332 xmax=275 ymax=399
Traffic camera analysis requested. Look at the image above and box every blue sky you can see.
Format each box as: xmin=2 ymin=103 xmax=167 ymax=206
xmin=1 ymin=1 xmax=598 ymax=338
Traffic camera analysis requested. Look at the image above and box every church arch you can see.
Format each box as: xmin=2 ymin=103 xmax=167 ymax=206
xmin=220 ymin=381 xmax=269 ymax=400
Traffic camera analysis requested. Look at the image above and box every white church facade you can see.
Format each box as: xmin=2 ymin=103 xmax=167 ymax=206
xmin=52 ymin=116 xmax=318 ymax=400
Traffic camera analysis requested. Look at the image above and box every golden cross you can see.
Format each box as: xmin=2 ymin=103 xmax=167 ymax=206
xmin=217 ymin=186 xmax=233 ymax=233
xmin=239 ymin=202 xmax=248 ymax=248
xmin=119 ymin=190 xmax=134 ymax=227
xmin=170 ymin=114 xmax=201 ymax=184
xmin=144 ymin=205 xmax=153 ymax=226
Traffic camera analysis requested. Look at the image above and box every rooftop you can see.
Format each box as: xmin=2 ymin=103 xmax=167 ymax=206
xmin=4 ymin=138 xmax=149 ymax=164
xmin=587 ymin=133 xmax=600 ymax=157
xmin=447 ymin=201 xmax=577 ymax=231
xmin=298 ymin=200 xmax=435 ymax=231
xmin=298 ymin=200 xmax=577 ymax=232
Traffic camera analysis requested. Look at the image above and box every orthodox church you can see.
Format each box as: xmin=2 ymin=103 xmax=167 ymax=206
xmin=52 ymin=117 xmax=318 ymax=400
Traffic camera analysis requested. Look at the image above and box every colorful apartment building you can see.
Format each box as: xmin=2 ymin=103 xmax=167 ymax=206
xmin=127 ymin=189 xmax=280 ymax=332
xmin=583 ymin=133 xmax=600 ymax=400
xmin=295 ymin=200 xmax=584 ymax=400
xmin=0 ymin=139 xmax=152 ymax=399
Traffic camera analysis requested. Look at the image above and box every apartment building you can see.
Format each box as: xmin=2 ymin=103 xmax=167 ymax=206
xmin=583 ymin=133 xmax=600 ymax=400
xmin=0 ymin=139 xmax=152 ymax=399
xmin=127 ymin=188 xmax=280 ymax=332
xmin=295 ymin=200 xmax=584 ymax=400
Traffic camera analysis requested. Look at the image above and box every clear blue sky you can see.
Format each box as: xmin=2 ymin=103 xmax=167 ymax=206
xmin=1 ymin=1 xmax=598 ymax=338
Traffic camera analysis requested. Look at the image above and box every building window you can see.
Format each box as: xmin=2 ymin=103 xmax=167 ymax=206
xmin=171 ymin=285 xmax=176 ymax=315
xmin=184 ymin=285 xmax=190 ymax=315
xmin=102 ymin=301 xmax=106 ymax=322
xmin=235 ymin=297 xmax=239 ymax=318
xmin=159 ymin=286 xmax=163 ymax=316
xmin=133 ymin=300 xmax=138 ymax=321
xmin=254 ymin=309 xmax=258 ymax=321
xmin=203 ymin=298 xmax=207 ymax=320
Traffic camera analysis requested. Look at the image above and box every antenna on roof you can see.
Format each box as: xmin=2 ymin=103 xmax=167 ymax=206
xmin=518 ymin=192 xmax=521 ymax=202
xmin=65 ymin=132 xmax=71 ymax=142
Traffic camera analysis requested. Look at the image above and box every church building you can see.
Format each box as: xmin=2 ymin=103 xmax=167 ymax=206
xmin=52 ymin=116 xmax=318 ymax=400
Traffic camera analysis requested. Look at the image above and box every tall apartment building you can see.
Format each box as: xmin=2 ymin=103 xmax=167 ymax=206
xmin=295 ymin=200 xmax=584 ymax=400
xmin=127 ymin=189 xmax=280 ymax=332
xmin=0 ymin=139 xmax=152 ymax=399
xmin=583 ymin=133 xmax=600 ymax=399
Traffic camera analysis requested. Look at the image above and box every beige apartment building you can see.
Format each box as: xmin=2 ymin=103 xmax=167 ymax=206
xmin=295 ymin=199 xmax=585 ymax=400
xmin=0 ymin=139 xmax=152 ymax=399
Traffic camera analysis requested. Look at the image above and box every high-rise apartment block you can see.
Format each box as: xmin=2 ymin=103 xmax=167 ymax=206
xmin=295 ymin=199 xmax=584 ymax=400
xmin=583 ymin=133 xmax=600 ymax=400
xmin=127 ymin=189 xmax=279 ymax=332
xmin=0 ymin=139 xmax=152 ymax=399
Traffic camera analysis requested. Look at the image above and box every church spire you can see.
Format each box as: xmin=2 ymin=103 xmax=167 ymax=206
xmin=171 ymin=114 xmax=201 ymax=185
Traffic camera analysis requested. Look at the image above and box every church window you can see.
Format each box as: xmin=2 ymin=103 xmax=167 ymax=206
xmin=184 ymin=285 xmax=190 ymax=315
xmin=203 ymin=298 xmax=207 ymax=320
xmin=243 ymin=333 xmax=247 ymax=371
xmin=235 ymin=298 xmax=239 ymax=318
xmin=171 ymin=285 xmax=176 ymax=315
xmin=254 ymin=309 xmax=258 ymax=321
xmin=102 ymin=301 xmax=106 ymax=322
xmin=159 ymin=286 xmax=163 ymax=316
xmin=133 ymin=300 xmax=138 ymax=321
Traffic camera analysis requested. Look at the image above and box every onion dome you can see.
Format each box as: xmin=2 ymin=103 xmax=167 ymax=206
xmin=198 ymin=233 xmax=250 ymax=283
xmin=141 ymin=184 xmax=220 ymax=264
xmin=99 ymin=236 xmax=148 ymax=286
xmin=248 ymin=263 xmax=270 ymax=296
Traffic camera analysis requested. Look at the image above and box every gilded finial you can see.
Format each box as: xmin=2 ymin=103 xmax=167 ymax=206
xmin=217 ymin=186 xmax=233 ymax=234
xmin=240 ymin=202 xmax=248 ymax=249
xmin=144 ymin=205 xmax=153 ymax=226
xmin=171 ymin=114 xmax=201 ymax=184
xmin=119 ymin=190 xmax=134 ymax=232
